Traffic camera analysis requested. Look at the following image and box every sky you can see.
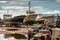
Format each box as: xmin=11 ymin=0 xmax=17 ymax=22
xmin=0 ymin=0 xmax=60 ymax=19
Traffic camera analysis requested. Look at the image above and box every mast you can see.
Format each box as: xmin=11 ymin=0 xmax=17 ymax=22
xmin=29 ymin=1 xmax=31 ymax=11
xmin=26 ymin=1 xmax=35 ymax=15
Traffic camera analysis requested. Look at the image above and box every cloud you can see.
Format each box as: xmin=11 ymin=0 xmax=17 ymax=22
xmin=0 ymin=10 xmax=7 ymax=13
xmin=28 ymin=6 xmax=44 ymax=13
xmin=43 ymin=10 xmax=60 ymax=14
xmin=32 ymin=6 xmax=43 ymax=9
xmin=56 ymin=0 xmax=60 ymax=2
xmin=9 ymin=1 xmax=26 ymax=5
xmin=2 ymin=6 xmax=28 ymax=10
xmin=31 ymin=6 xmax=46 ymax=14
xmin=10 ymin=1 xmax=16 ymax=4
xmin=0 ymin=1 xmax=7 ymax=3
xmin=2 ymin=6 xmax=43 ymax=9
